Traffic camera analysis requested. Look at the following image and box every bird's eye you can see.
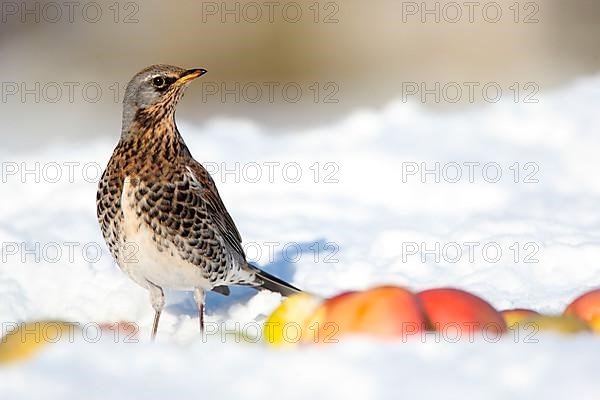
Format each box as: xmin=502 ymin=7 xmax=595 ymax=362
xmin=152 ymin=76 xmax=165 ymax=88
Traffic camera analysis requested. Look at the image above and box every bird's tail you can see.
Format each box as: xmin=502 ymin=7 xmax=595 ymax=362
xmin=248 ymin=265 xmax=302 ymax=297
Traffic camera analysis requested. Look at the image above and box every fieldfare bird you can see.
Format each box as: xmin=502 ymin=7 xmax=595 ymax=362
xmin=97 ymin=65 xmax=301 ymax=339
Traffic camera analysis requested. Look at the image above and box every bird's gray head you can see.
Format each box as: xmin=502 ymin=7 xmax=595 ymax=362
xmin=121 ymin=64 xmax=207 ymax=134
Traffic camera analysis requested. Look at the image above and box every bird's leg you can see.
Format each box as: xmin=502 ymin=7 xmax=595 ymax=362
xmin=148 ymin=282 xmax=165 ymax=341
xmin=193 ymin=287 xmax=206 ymax=334
xmin=151 ymin=310 xmax=161 ymax=340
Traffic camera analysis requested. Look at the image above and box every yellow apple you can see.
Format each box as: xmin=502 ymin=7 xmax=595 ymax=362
xmin=264 ymin=293 xmax=322 ymax=347
xmin=501 ymin=308 xmax=539 ymax=328
xmin=518 ymin=315 xmax=590 ymax=335
xmin=0 ymin=321 xmax=76 ymax=364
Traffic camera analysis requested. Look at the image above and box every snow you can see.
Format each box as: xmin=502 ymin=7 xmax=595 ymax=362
xmin=2 ymin=76 xmax=600 ymax=399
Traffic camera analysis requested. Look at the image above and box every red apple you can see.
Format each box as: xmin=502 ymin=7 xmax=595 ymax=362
xmin=418 ymin=288 xmax=507 ymax=338
xmin=564 ymin=289 xmax=600 ymax=333
xmin=564 ymin=289 xmax=600 ymax=322
xmin=99 ymin=321 xmax=138 ymax=338
xmin=305 ymin=286 xmax=427 ymax=343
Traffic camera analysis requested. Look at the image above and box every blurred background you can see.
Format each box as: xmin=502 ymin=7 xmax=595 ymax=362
xmin=1 ymin=0 xmax=599 ymax=148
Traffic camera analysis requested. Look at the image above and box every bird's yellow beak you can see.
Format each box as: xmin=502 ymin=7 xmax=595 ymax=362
xmin=177 ymin=68 xmax=207 ymax=84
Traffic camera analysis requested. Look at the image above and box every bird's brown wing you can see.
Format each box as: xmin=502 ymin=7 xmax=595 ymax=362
xmin=185 ymin=160 xmax=245 ymax=259
xmin=184 ymin=160 xmax=301 ymax=295
xmin=120 ymin=159 xmax=249 ymax=286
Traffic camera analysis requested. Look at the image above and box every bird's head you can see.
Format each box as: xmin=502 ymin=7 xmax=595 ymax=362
xmin=121 ymin=64 xmax=207 ymax=134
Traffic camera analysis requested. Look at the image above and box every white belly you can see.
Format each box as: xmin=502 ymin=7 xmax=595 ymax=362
xmin=118 ymin=177 xmax=211 ymax=290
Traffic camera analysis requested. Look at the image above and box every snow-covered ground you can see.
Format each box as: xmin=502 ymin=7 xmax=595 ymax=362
xmin=2 ymin=77 xmax=600 ymax=399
